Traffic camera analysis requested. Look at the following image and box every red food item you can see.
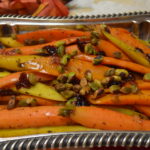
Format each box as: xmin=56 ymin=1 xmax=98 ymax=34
xmin=0 ymin=0 xmax=69 ymax=16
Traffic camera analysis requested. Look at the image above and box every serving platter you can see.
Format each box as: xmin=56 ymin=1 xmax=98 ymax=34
xmin=0 ymin=11 xmax=150 ymax=150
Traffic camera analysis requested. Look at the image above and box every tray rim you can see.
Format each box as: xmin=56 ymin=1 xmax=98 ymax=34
xmin=0 ymin=11 xmax=149 ymax=26
xmin=0 ymin=12 xmax=150 ymax=149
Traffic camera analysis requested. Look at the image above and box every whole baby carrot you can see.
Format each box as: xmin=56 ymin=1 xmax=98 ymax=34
xmin=71 ymin=106 xmax=150 ymax=130
xmin=0 ymin=106 xmax=72 ymax=129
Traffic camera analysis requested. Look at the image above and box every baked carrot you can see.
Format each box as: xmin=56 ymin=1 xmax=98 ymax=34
xmin=98 ymin=40 xmax=130 ymax=61
xmin=24 ymin=57 xmax=109 ymax=80
xmin=2 ymin=37 xmax=79 ymax=55
xmin=89 ymin=92 xmax=150 ymax=105
xmin=0 ymin=71 xmax=54 ymax=88
xmin=70 ymin=106 xmax=150 ymax=130
xmin=136 ymin=80 xmax=150 ymax=90
xmin=16 ymin=29 xmax=90 ymax=44
xmin=75 ymin=54 xmax=150 ymax=74
xmin=135 ymin=106 xmax=150 ymax=117
xmin=0 ymin=106 xmax=72 ymax=129
xmin=67 ymin=59 xmax=109 ymax=80
xmin=23 ymin=57 xmax=60 ymax=76
xmin=109 ymin=27 xmax=150 ymax=54
xmin=0 ymin=95 xmax=58 ymax=106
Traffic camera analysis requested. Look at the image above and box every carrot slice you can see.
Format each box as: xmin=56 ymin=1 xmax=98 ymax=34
xmin=98 ymin=40 xmax=130 ymax=61
xmin=75 ymin=54 xmax=150 ymax=74
xmin=16 ymin=29 xmax=90 ymax=44
xmin=89 ymin=92 xmax=150 ymax=105
xmin=0 ymin=106 xmax=72 ymax=129
xmin=24 ymin=57 xmax=109 ymax=80
xmin=70 ymin=106 xmax=150 ymax=130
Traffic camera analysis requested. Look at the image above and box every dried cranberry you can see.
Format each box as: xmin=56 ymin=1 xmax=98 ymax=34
xmin=75 ymin=95 xmax=90 ymax=106
xmin=77 ymin=39 xmax=86 ymax=52
xmin=43 ymin=45 xmax=57 ymax=56
xmin=16 ymin=73 xmax=31 ymax=89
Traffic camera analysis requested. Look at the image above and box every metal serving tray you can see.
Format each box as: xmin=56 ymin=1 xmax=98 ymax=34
xmin=0 ymin=11 xmax=150 ymax=150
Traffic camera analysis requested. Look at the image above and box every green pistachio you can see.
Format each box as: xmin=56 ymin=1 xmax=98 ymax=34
xmin=109 ymin=85 xmax=120 ymax=94
xmin=89 ymin=80 xmax=103 ymax=91
xmin=130 ymin=85 xmax=139 ymax=93
xmin=84 ymin=70 xmax=93 ymax=82
xmin=91 ymin=38 xmax=98 ymax=45
xmin=143 ymin=73 xmax=150 ymax=81
xmin=55 ymin=83 xmax=66 ymax=92
xmin=65 ymin=83 xmax=73 ymax=90
xmin=115 ymin=69 xmax=129 ymax=78
xmin=91 ymin=31 xmax=99 ymax=39
xmin=84 ymin=43 xmax=95 ymax=55
xmin=104 ymin=68 xmax=115 ymax=77
xmin=67 ymin=72 xmax=76 ymax=83
xmin=57 ymin=45 xmax=65 ymax=57
xmin=93 ymin=55 xmax=104 ymax=65
xmin=79 ymin=85 xmax=90 ymax=95
xmin=60 ymin=90 xmax=76 ymax=99
xmin=60 ymin=54 xmax=71 ymax=65
xmin=72 ymin=84 xmax=81 ymax=92
xmin=80 ymin=78 xmax=88 ymax=87
xmin=120 ymin=87 xmax=132 ymax=94
xmin=112 ymin=75 xmax=122 ymax=82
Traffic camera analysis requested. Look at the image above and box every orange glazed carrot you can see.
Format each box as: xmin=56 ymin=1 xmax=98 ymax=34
xmin=89 ymin=93 xmax=150 ymax=105
xmin=0 ymin=95 xmax=58 ymax=106
xmin=23 ymin=57 xmax=60 ymax=76
xmin=24 ymin=57 xmax=109 ymax=80
xmin=2 ymin=37 xmax=78 ymax=55
xmin=70 ymin=106 xmax=150 ymax=130
xmin=75 ymin=54 xmax=150 ymax=74
xmin=67 ymin=59 xmax=109 ymax=80
xmin=16 ymin=29 xmax=90 ymax=43
xmin=98 ymin=40 xmax=130 ymax=61
xmin=109 ymin=27 xmax=150 ymax=54
xmin=135 ymin=106 xmax=150 ymax=117
xmin=0 ymin=106 xmax=72 ymax=129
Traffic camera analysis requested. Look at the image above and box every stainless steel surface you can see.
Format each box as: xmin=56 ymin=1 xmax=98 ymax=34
xmin=0 ymin=12 xmax=150 ymax=149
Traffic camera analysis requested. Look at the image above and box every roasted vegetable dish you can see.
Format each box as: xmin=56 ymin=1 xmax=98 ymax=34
xmin=0 ymin=24 xmax=150 ymax=137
